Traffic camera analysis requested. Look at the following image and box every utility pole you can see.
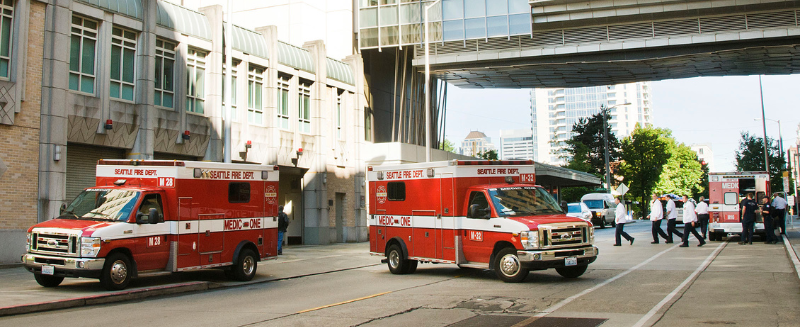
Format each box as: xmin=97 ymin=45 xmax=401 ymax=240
xmin=602 ymin=105 xmax=611 ymax=193
xmin=758 ymin=75 xmax=770 ymax=174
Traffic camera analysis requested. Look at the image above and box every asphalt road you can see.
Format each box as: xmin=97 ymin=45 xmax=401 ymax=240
xmin=2 ymin=221 xmax=799 ymax=327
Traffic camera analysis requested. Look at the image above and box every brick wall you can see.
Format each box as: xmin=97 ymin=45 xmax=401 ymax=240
xmin=326 ymin=167 xmax=358 ymax=228
xmin=0 ymin=1 xmax=45 ymax=229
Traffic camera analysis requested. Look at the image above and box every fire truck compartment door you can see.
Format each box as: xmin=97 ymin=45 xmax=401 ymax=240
xmin=439 ymin=173 xmax=455 ymax=261
xmin=177 ymin=197 xmax=198 ymax=268
xmin=412 ymin=210 xmax=437 ymax=259
xmin=198 ymin=214 xmax=225 ymax=254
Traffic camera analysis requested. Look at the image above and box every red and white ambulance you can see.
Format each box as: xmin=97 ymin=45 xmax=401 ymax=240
xmin=707 ymin=171 xmax=770 ymax=241
xmin=367 ymin=160 xmax=597 ymax=283
xmin=23 ymin=160 xmax=280 ymax=290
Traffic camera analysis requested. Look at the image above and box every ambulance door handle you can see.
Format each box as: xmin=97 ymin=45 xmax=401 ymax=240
xmin=205 ymin=230 xmax=210 ymax=237
xmin=493 ymin=225 xmax=501 ymax=228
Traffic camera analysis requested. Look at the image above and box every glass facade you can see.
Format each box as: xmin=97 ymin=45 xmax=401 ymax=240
xmin=359 ymin=0 xmax=531 ymax=49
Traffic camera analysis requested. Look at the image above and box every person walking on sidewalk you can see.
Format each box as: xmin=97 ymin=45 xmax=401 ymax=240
xmin=739 ymin=193 xmax=758 ymax=245
xmin=681 ymin=195 xmax=705 ymax=247
xmin=613 ymin=197 xmax=634 ymax=246
xmin=772 ymin=193 xmax=787 ymax=235
xmin=665 ymin=197 xmax=684 ymax=243
xmin=760 ymin=196 xmax=777 ymax=244
xmin=648 ymin=194 xmax=669 ymax=244
xmin=695 ymin=196 xmax=710 ymax=240
xmin=277 ymin=206 xmax=290 ymax=255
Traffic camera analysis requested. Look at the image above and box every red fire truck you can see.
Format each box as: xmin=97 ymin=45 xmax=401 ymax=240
xmin=23 ymin=160 xmax=280 ymax=290
xmin=367 ymin=160 xmax=598 ymax=283
xmin=707 ymin=171 xmax=770 ymax=241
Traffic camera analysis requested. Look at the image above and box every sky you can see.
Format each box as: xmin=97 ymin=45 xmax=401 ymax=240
xmin=445 ymin=75 xmax=800 ymax=172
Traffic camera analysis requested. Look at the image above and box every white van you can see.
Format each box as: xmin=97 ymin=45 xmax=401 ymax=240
xmin=580 ymin=193 xmax=616 ymax=228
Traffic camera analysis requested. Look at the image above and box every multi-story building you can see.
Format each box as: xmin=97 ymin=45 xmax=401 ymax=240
xmin=690 ymin=144 xmax=714 ymax=171
xmin=499 ymin=129 xmax=533 ymax=160
xmin=0 ymin=0 xmax=374 ymax=263
xmin=0 ymin=0 xmax=46 ymax=263
xmin=460 ymin=131 xmax=494 ymax=157
xmin=531 ymin=82 xmax=653 ymax=165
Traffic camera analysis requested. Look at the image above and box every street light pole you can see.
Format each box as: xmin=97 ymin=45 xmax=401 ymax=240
xmin=758 ymin=75 xmax=770 ymax=174
xmin=601 ymin=102 xmax=631 ymax=193
xmin=424 ymin=0 xmax=441 ymax=163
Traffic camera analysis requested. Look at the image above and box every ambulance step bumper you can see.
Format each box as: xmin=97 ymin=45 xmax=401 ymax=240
xmin=22 ymin=253 xmax=105 ymax=278
xmin=517 ymin=246 xmax=598 ymax=270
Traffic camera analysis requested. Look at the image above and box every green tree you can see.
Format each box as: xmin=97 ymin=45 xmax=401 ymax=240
xmin=440 ymin=139 xmax=456 ymax=153
xmin=477 ymin=149 xmax=498 ymax=160
xmin=560 ymin=143 xmax=596 ymax=202
xmin=735 ymin=132 xmax=786 ymax=192
xmin=695 ymin=160 xmax=710 ymax=199
xmin=619 ymin=124 xmax=672 ymax=216
xmin=654 ymin=142 xmax=704 ymax=198
xmin=565 ymin=112 xmax=621 ymax=182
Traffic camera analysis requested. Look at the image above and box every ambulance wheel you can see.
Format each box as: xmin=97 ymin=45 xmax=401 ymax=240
xmin=232 ymin=249 xmax=258 ymax=281
xmin=494 ymin=247 xmax=528 ymax=283
xmin=34 ymin=274 xmax=64 ymax=287
xmin=387 ymin=244 xmax=409 ymax=275
xmin=556 ymin=265 xmax=588 ymax=278
xmin=100 ymin=253 xmax=132 ymax=291
xmin=610 ymin=220 xmax=616 ymax=228
xmin=596 ymin=218 xmax=606 ymax=229
xmin=708 ymin=232 xmax=717 ymax=241
xmin=403 ymin=260 xmax=418 ymax=274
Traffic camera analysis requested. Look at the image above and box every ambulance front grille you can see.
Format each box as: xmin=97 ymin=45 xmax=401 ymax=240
xmin=541 ymin=224 xmax=590 ymax=249
xmin=32 ymin=233 xmax=79 ymax=257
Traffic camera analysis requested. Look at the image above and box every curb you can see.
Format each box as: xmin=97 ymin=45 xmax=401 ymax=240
xmin=782 ymin=231 xmax=800 ymax=282
xmin=0 ymin=263 xmax=380 ymax=317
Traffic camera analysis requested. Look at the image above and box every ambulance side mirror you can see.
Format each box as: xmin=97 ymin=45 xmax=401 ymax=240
xmin=59 ymin=203 xmax=67 ymax=215
xmin=560 ymin=201 xmax=568 ymax=213
xmin=148 ymin=208 xmax=159 ymax=224
xmin=468 ymin=204 xmax=480 ymax=218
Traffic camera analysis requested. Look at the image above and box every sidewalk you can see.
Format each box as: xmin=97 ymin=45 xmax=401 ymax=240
xmin=0 ymin=242 xmax=376 ymax=317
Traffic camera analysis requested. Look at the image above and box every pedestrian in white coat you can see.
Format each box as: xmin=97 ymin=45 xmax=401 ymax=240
xmin=648 ymin=194 xmax=668 ymax=244
xmin=613 ymin=198 xmax=634 ymax=246
xmin=680 ymin=195 xmax=705 ymax=247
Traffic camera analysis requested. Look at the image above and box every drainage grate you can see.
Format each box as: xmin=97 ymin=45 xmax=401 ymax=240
xmin=448 ymin=315 xmax=607 ymax=327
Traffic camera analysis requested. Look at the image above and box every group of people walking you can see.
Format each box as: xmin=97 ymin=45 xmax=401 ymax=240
xmin=612 ymin=192 xmax=789 ymax=247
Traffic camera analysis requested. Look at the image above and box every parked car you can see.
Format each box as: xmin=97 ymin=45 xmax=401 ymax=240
xmin=567 ymin=202 xmax=593 ymax=222
xmin=581 ymin=193 xmax=616 ymax=228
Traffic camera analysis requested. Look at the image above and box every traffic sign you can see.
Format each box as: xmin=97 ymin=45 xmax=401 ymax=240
xmin=616 ymin=183 xmax=629 ymax=195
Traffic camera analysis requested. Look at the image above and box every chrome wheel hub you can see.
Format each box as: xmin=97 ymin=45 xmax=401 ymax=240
xmin=110 ymin=260 xmax=128 ymax=284
xmin=500 ymin=254 xmax=521 ymax=277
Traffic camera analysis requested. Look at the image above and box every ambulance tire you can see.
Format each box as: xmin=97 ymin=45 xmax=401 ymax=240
xmin=232 ymin=249 xmax=258 ymax=281
xmin=597 ymin=218 xmax=606 ymax=229
xmin=708 ymin=232 xmax=717 ymax=241
xmin=610 ymin=220 xmax=616 ymax=228
xmin=556 ymin=265 xmax=588 ymax=278
xmin=100 ymin=253 xmax=132 ymax=291
xmin=494 ymin=247 xmax=529 ymax=283
xmin=387 ymin=244 xmax=409 ymax=275
xmin=34 ymin=273 xmax=64 ymax=287
xmin=403 ymin=260 xmax=418 ymax=274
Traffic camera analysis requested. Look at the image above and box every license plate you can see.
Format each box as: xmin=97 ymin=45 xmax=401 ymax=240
xmin=565 ymin=257 xmax=577 ymax=266
xmin=41 ymin=265 xmax=55 ymax=275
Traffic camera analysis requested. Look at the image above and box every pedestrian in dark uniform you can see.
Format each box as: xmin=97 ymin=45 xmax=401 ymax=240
xmin=613 ymin=197 xmax=634 ymax=246
xmin=665 ymin=197 xmax=683 ymax=243
xmin=647 ymin=194 xmax=668 ymax=244
xmin=680 ymin=195 xmax=705 ymax=247
xmin=760 ymin=197 xmax=776 ymax=244
xmin=739 ymin=193 xmax=758 ymax=245
xmin=695 ymin=196 xmax=710 ymax=240
xmin=277 ymin=206 xmax=289 ymax=255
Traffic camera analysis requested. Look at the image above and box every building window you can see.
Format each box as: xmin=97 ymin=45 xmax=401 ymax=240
xmin=387 ymin=182 xmax=405 ymax=201
xmin=0 ymin=0 xmax=13 ymax=78
xmin=154 ymin=39 xmax=176 ymax=108
xmin=298 ymin=82 xmax=311 ymax=133
xmin=336 ymin=92 xmax=343 ymax=140
xmin=228 ymin=182 xmax=251 ymax=203
xmin=185 ymin=48 xmax=207 ymax=114
xmin=247 ymin=66 xmax=264 ymax=125
xmin=69 ymin=16 xmax=98 ymax=94
xmin=277 ymin=77 xmax=290 ymax=130
xmin=365 ymin=107 xmax=373 ymax=142
xmin=222 ymin=59 xmax=239 ymax=121
xmin=110 ymin=27 xmax=136 ymax=101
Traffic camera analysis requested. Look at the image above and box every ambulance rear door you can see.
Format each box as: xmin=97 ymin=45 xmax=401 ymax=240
xmin=438 ymin=173 xmax=455 ymax=261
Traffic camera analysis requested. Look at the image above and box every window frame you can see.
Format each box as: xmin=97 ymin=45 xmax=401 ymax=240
xmin=387 ymin=182 xmax=405 ymax=201
xmin=298 ymin=82 xmax=311 ymax=134
xmin=185 ymin=48 xmax=207 ymax=114
xmin=109 ymin=26 xmax=137 ymax=102
xmin=69 ymin=16 xmax=99 ymax=95
xmin=154 ymin=38 xmax=176 ymax=108
xmin=336 ymin=91 xmax=344 ymax=140
xmin=277 ymin=77 xmax=290 ymax=130
xmin=228 ymin=182 xmax=251 ymax=203
xmin=247 ymin=65 xmax=265 ymax=125
xmin=0 ymin=0 xmax=14 ymax=79
xmin=222 ymin=58 xmax=239 ymax=121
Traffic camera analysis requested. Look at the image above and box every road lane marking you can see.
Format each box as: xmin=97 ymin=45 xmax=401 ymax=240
xmin=632 ymin=241 xmax=727 ymax=327
xmin=295 ymin=291 xmax=393 ymax=314
xmin=532 ymin=244 xmax=680 ymax=318
xmin=782 ymin=235 xmax=800 ymax=281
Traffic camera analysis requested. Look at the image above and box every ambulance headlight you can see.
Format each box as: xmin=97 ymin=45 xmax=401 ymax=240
xmin=520 ymin=231 xmax=539 ymax=250
xmin=589 ymin=227 xmax=595 ymax=243
xmin=80 ymin=237 xmax=101 ymax=257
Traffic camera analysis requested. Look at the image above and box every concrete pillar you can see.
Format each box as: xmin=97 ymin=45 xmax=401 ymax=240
xmin=256 ymin=25 xmax=279 ymax=165
xmin=38 ymin=1 xmax=72 ymax=222
xmin=344 ymin=53 xmax=368 ymax=242
xmin=302 ymin=40 xmax=329 ymax=244
xmin=198 ymin=5 xmax=223 ymax=162
xmin=129 ymin=0 xmax=157 ymax=160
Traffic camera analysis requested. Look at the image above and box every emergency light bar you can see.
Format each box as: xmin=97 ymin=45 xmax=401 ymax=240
xmin=455 ymin=160 xmax=533 ymax=166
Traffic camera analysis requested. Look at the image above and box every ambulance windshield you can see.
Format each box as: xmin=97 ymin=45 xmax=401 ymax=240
xmin=60 ymin=189 xmax=141 ymax=221
xmin=488 ymin=186 xmax=562 ymax=217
